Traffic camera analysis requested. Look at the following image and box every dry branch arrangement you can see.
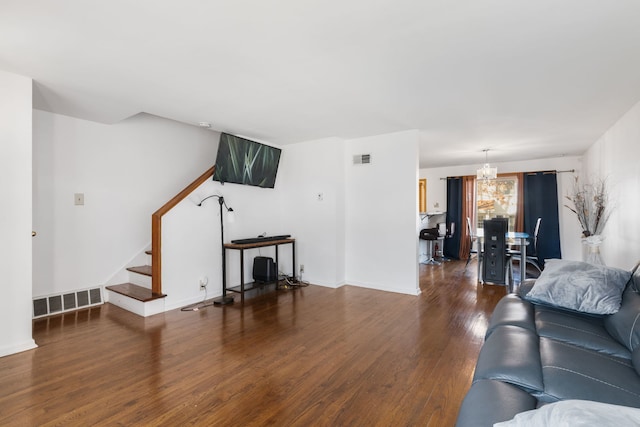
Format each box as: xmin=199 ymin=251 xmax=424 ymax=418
xmin=564 ymin=176 xmax=610 ymax=238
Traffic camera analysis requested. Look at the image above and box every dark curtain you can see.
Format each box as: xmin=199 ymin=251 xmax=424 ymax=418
xmin=444 ymin=177 xmax=462 ymax=259
xmin=459 ymin=176 xmax=475 ymax=260
xmin=523 ymin=172 xmax=562 ymax=265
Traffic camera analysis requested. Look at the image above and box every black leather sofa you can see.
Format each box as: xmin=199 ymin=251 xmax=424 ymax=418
xmin=456 ymin=265 xmax=640 ymax=426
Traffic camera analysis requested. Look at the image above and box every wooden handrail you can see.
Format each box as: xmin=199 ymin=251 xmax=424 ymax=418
xmin=151 ymin=165 xmax=216 ymax=294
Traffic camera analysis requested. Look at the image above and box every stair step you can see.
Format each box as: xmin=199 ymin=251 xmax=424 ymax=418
xmin=105 ymin=283 xmax=166 ymax=302
xmin=127 ymin=265 xmax=152 ymax=276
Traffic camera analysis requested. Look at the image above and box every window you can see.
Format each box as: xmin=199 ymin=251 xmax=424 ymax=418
xmin=475 ymin=175 xmax=518 ymax=232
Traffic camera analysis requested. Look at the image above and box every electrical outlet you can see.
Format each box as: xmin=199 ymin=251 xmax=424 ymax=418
xmin=199 ymin=276 xmax=208 ymax=290
xmin=300 ymin=264 xmax=304 ymax=273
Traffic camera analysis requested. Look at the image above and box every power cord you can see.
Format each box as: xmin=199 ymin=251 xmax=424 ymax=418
xmin=276 ymin=270 xmax=310 ymax=289
xmin=181 ymin=283 xmax=215 ymax=311
xmin=182 ymin=266 xmax=310 ymax=310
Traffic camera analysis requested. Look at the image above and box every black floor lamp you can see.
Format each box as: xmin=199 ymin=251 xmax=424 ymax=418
xmin=198 ymin=195 xmax=235 ymax=305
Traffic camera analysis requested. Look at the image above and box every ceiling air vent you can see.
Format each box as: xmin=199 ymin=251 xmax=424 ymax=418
xmin=353 ymin=154 xmax=371 ymax=165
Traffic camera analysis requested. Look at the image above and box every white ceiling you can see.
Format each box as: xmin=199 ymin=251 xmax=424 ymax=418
xmin=2 ymin=0 xmax=640 ymax=168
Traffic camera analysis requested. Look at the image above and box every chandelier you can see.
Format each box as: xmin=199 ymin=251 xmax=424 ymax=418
xmin=477 ymin=149 xmax=497 ymax=180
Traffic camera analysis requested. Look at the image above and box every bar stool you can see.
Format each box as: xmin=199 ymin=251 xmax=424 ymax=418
xmin=420 ymin=228 xmax=441 ymax=265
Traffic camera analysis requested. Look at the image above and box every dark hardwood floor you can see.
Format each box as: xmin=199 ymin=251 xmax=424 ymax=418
xmin=0 ymin=259 xmax=507 ymax=426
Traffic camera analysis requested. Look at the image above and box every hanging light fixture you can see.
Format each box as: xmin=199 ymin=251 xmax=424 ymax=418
xmin=477 ymin=149 xmax=497 ymax=180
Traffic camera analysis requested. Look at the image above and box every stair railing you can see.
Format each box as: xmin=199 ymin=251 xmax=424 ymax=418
xmin=151 ymin=166 xmax=216 ymax=294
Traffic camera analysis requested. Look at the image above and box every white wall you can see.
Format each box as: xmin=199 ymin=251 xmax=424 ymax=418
xmin=113 ymin=126 xmax=423 ymax=308
xmin=32 ymin=111 xmax=218 ymax=298
xmin=278 ymin=138 xmax=346 ymax=287
xmin=34 ymin=95 xmax=640 ymax=317
xmin=582 ymin=99 xmax=640 ymax=269
xmin=186 ymin=130 xmax=420 ymax=299
xmin=345 ymin=130 xmax=420 ymax=295
xmin=31 ymin=111 xmax=299 ymax=311
xmin=0 ymin=70 xmax=37 ymax=356
xmin=162 ymin=174 xmax=288 ymax=309
xmin=419 ymin=156 xmax=584 ymax=261
xmin=147 ymin=128 xmax=429 ymax=302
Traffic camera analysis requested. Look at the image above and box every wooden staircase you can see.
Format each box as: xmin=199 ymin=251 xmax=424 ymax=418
xmin=106 ymin=250 xmax=167 ymax=317
xmin=105 ymin=166 xmax=216 ymax=317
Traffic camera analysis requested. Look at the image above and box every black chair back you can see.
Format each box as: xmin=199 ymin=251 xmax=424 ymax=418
xmin=482 ymin=219 xmax=508 ymax=284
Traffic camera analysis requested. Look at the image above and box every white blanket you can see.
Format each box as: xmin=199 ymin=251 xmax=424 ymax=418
xmin=494 ymin=400 xmax=640 ymax=427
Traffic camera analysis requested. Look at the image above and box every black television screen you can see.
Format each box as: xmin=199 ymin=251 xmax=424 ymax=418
xmin=212 ymin=133 xmax=282 ymax=188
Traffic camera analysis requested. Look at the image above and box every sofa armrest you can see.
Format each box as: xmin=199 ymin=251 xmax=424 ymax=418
xmin=455 ymin=379 xmax=538 ymax=427
xmin=474 ymin=325 xmax=544 ymax=394
xmin=486 ymin=294 xmax=536 ymax=339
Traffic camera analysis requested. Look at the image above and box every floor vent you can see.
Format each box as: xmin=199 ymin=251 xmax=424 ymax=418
xmin=33 ymin=287 xmax=103 ymax=318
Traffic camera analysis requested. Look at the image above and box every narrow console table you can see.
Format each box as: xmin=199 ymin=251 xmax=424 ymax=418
xmin=223 ymin=238 xmax=295 ymax=302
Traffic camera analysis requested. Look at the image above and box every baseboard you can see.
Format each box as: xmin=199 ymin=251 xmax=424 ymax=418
xmin=344 ymin=280 xmax=421 ymax=296
xmin=164 ymin=294 xmax=219 ymax=312
xmin=303 ymin=281 xmax=341 ymax=289
xmin=0 ymin=339 xmax=37 ymax=358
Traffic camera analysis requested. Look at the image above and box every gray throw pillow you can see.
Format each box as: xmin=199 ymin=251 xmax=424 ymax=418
xmin=525 ymin=259 xmax=631 ymax=315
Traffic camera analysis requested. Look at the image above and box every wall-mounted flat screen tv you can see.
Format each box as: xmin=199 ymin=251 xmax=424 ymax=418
xmin=212 ymin=133 xmax=282 ymax=188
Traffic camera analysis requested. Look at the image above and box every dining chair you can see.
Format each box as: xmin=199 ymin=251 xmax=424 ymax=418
xmin=509 ymin=217 xmax=543 ymax=277
xmin=465 ymin=217 xmax=479 ymax=267
xmin=465 ymin=217 xmax=485 ymax=282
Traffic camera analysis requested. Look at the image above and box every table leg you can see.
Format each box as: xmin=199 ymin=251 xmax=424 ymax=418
xmin=222 ymin=247 xmax=227 ymax=295
xmin=275 ymin=244 xmax=279 ymax=282
xmin=214 ymin=246 xmax=234 ymax=305
xmin=520 ymin=238 xmax=526 ymax=285
xmin=240 ymin=248 xmax=245 ymax=303
xmin=477 ymin=238 xmax=483 ymax=284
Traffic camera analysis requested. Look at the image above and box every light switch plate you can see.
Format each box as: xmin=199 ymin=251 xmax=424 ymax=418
xmin=74 ymin=193 xmax=84 ymax=206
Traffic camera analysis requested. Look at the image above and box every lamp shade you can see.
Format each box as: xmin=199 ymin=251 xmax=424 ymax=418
xmin=477 ymin=163 xmax=497 ymax=180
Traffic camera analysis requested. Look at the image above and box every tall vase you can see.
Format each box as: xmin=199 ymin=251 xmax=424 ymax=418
xmin=583 ymin=235 xmax=605 ymax=266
